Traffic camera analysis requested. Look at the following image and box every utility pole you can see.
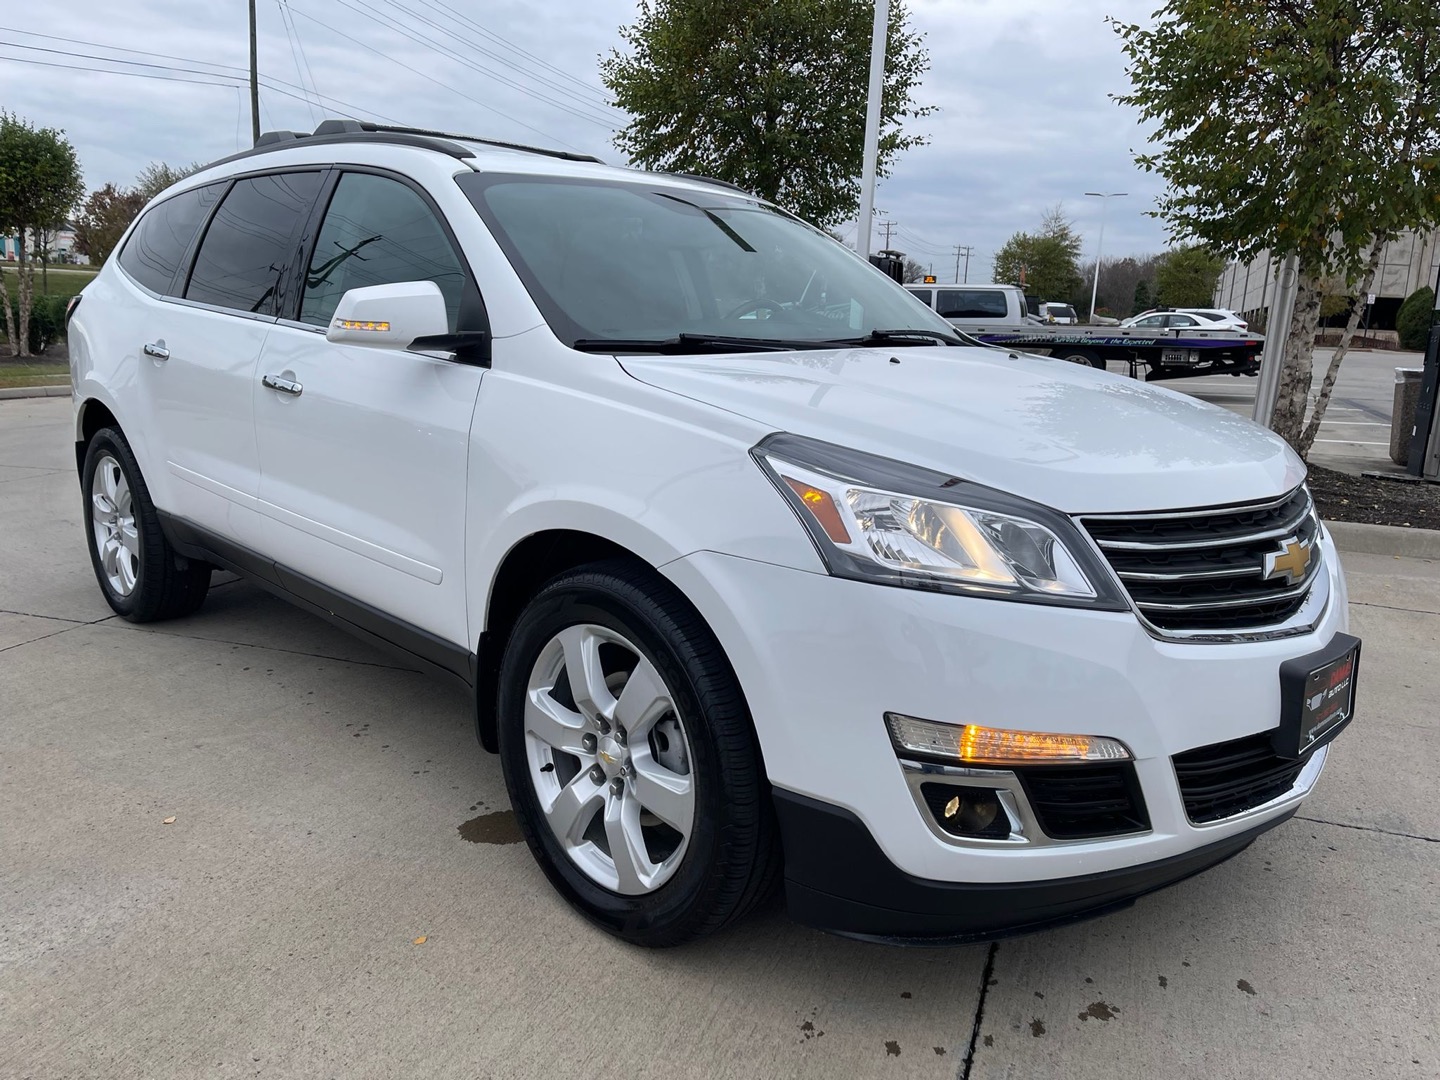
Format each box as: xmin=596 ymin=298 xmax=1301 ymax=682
xmin=854 ymin=0 xmax=890 ymax=259
xmin=249 ymin=0 xmax=260 ymax=146
xmin=953 ymin=245 xmax=974 ymax=284
xmin=878 ymin=220 xmax=898 ymax=250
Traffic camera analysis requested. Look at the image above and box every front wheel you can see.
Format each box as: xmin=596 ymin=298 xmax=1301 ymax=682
xmin=497 ymin=560 xmax=779 ymax=946
xmin=82 ymin=428 xmax=211 ymax=622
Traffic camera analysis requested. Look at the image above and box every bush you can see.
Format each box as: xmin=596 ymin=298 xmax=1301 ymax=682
xmin=1396 ymin=286 xmax=1435 ymax=351
xmin=5 ymin=295 xmax=67 ymax=354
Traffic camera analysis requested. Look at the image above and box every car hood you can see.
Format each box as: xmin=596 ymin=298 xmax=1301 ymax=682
xmin=618 ymin=346 xmax=1304 ymax=513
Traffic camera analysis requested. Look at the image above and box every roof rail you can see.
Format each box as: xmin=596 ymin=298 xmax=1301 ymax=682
xmin=321 ymin=120 xmax=604 ymax=164
xmin=200 ymin=118 xmax=602 ymax=172
xmin=668 ymin=172 xmax=752 ymax=195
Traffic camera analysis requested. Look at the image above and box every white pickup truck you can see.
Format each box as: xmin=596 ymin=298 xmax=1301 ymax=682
xmin=905 ymin=282 xmax=1262 ymax=380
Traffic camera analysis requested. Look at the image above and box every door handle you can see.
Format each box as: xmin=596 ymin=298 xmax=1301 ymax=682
xmin=262 ymin=373 xmax=303 ymax=397
xmin=142 ymin=342 xmax=169 ymax=360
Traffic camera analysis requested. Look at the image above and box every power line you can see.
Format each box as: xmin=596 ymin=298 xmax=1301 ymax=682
xmin=425 ymin=0 xmax=615 ymax=105
xmin=387 ymin=0 xmax=623 ymax=119
xmin=285 ymin=7 xmax=586 ymax=150
xmin=319 ymin=0 xmax=622 ymax=130
xmin=283 ymin=0 xmax=325 ymax=118
xmin=276 ymin=0 xmax=319 ymax=126
xmin=953 ymin=245 xmax=974 ymax=283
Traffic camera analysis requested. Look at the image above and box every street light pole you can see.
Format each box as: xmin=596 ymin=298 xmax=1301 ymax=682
xmin=855 ymin=0 xmax=890 ymax=259
xmin=1085 ymin=191 xmax=1126 ymax=321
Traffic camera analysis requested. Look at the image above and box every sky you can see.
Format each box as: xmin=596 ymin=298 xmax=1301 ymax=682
xmin=0 ymin=0 xmax=1174 ymax=283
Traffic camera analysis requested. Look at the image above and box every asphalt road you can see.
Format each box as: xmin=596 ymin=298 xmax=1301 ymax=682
xmin=3 ymin=397 xmax=1437 ymax=1079
xmin=1157 ymin=348 xmax=1424 ymax=476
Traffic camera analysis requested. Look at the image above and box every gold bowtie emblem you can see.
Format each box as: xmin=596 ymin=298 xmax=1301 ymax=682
xmin=1263 ymin=538 xmax=1313 ymax=584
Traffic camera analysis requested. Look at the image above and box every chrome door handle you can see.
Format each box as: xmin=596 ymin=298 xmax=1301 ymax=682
xmin=142 ymin=342 xmax=169 ymax=360
xmin=262 ymin=374 xmax=303 ymax=397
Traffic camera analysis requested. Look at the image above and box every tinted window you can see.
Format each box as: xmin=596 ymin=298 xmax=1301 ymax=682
xmin=186 ymin=172 xmax=323 ymax=314
xmin=936 ymin=289 xmax=1009 ymax=319
xmin=907 ymin=288 xmax=934 ymax=307
xmin=1134 ymin=315 xmax=1166 ymax=327
xmin=118 ymin=184 xmax=223 ymax=295
xmin=300 ymin=173 xmax=466 ymax=332
xmin=458 ymin=174 xmax=959 ymax=346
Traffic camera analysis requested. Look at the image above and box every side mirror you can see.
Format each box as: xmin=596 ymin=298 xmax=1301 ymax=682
xmin=325 ymin=281 xmax=449 ymax=350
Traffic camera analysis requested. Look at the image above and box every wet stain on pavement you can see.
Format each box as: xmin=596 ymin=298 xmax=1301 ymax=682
xmin=884 ymin=1040 xmax=901 ymax=1056
xmin=1237 ymin=979 xmax=1257 ymax=996
xmin=458 ymin=810 xmax=524 ymax=845
xmin=933 ymin=1046 xmax=946 ymax=1056
xmin=1158 ymin=975 xmax=1168 ymax=988
xmin=900 ymin=991 xmax=911 ymax=999
xmin=1078 ymin=1001 xmax=1119 ymax=1022
xmin=983 ymin=1035 xmax=994 ymax=1047
xmin=1029 ymin=1018 xmax=1046 ymax=1037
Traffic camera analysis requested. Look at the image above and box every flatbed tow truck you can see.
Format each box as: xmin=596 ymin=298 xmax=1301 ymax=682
xmin=900 ymin=280 xmax=1263 ymax=381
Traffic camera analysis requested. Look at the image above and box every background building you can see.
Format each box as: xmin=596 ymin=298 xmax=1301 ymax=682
xmin=1214 ymin=229 xmax=1440 ymax=331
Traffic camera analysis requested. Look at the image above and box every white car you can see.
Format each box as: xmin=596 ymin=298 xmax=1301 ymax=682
xmin=1123 ymin=308 xmax=1248 ymax=331
xmin=66 ymin=120 xmax=1359 ymax=946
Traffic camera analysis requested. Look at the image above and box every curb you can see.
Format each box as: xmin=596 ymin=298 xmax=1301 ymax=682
xmin=0 ymin=385 xmax=71 ymax=400
xmin=1327 ymin=519 xmax=1440 ymax=560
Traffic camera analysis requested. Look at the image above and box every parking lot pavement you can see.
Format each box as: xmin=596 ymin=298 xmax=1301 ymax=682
xmin=4 ymin=398 xmax=1438 ymax=1079
xmin=1156 ymin=348 xmax=1423 ymax=477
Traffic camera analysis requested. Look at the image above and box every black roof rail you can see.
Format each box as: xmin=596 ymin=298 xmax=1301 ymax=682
xmin=668 ymin=172 xmax=752 ymax=195
xmin=199 ymin=118 xmax=602 ymax=172
xmin=326 ymin=120 xmax=604 ymax=164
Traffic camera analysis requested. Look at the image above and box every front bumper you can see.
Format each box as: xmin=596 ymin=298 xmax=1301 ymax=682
xmin=662 ymin=529 xmax=1349 ymax=931
xmin=774 ymin=789 xmax=1293 ymax=943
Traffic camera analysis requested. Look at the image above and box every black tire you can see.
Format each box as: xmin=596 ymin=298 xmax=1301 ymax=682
xmin=1054 ymin=347 xmax=1105 ymax=369
xmin=81 ymin=427 xmax=212 ymax=622
xmin=497 ymin=559 xmax=780 ymax=946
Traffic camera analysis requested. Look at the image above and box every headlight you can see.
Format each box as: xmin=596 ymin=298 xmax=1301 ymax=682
xmin=753 ymin=434 xmax=1127 ymax=609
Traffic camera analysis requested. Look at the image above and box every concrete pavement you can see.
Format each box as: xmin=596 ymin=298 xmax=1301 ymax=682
xmin=3 ymin=397 xmax=1437 ymax=1079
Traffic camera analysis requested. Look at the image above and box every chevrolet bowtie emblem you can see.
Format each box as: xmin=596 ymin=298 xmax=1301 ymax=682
xmin=598 ymin=749 xmax=617 ymax=766
xmin=1263 ymin=537 xmax=1313 ymax=585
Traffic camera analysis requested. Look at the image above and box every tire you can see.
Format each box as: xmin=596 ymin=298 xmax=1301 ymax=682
xmin=497 ymin=559 xmax=780 ymax=946
xmin=1054 ymin=348 xmax=1105 ymax=369
xmin=82 ymin=427 xmax=212 ymax=622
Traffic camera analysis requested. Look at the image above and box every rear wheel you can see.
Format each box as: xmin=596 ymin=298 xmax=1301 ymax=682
xmin=1053 ymin=347 xmax=1105 ymax=369
xmin=497 ymin=560 xmax=779 ymax=946
xmin=82 ymin=428 xmax=211 ymax=622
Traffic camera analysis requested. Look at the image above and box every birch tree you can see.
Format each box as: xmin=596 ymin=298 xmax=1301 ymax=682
xmin=0 ymin=113 xmax=83 ymax=357
xmin=1113 ymin=2 xmax=1440 ymax=458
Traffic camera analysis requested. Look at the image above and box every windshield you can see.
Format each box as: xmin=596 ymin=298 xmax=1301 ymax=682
xmin=457 ymin=174 xmax=958 ymax=350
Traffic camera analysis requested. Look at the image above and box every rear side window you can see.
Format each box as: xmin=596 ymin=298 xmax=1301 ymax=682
xmin=936 ymin=289 xmax=1009 ymax=319
xmin=186 ymin=172 xmax=323 ymax=315
xmin=300 ymin=172 xmax=466 ymax=332
xmin=118 ymin=184 xmax=223 ymax=295
xmin=907 ymin=288 xmax=934 ymax=308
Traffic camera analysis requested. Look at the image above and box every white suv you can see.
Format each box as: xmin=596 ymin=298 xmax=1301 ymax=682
xmin=67 ymin=120 xmax=1359 ymax=946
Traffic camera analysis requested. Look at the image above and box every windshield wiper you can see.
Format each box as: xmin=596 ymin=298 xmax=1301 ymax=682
xmin=572 ymin=334 xmax=829 ymax=354
xmin=827 ymin=328 xmax=963 ymax=347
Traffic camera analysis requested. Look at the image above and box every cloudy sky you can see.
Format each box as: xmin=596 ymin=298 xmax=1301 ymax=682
xmin=0 ymin=0 xmax=1172 ymax=282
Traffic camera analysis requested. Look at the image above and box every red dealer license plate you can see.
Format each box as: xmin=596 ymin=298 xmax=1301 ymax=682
xmin=1276 ymin=634 xmax=1361 ymax=759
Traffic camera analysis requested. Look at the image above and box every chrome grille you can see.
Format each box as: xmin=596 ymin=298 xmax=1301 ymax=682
xmin=1080 ymin=487 xmax=1322 ymax=633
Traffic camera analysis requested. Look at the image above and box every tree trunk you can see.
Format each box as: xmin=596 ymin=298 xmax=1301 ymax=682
xmin=15 ymin=236 xmax=32 ymax=358
xmin=0 ymin=252 xmax=17 ymax=356
xmin=1296 ymin=237 xmax=1387 ymax=459
xmin=1267 ymin=268 xmax=1325 ymax=449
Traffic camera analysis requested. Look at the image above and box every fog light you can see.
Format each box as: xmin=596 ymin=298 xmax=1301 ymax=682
xmin=920 ymin=783 xmax=1010 ymax=839
xmin=887 ymin=712 xmax=1131 ymax=765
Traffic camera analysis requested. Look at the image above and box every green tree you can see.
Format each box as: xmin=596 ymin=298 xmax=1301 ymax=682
xmin=0 ymin=112 xmax=84 ymax=356
xmin=1132 ymin=279 xmax=1153 ymax=316
xmin=1396 ymin=286 xmax=1436 ymax=350
xmin=1154 ymin=245 xmax=1224 ymax=308
xmin=993 ymin=206 xmax=1083 ymax=301
xmin=1114 ymin=2 xmax=1440 ymax=458
xmin=134 ymin=161 xmax=201 ymax=203
xmin=73 ymin=184 xmax=146 ymax=268
xmin=601 ymin=0 xmax=933 ymax=227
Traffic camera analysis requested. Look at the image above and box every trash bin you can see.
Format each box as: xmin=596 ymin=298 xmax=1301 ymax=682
xmin=1391 ymin=367 xmax=1425 ymax=466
